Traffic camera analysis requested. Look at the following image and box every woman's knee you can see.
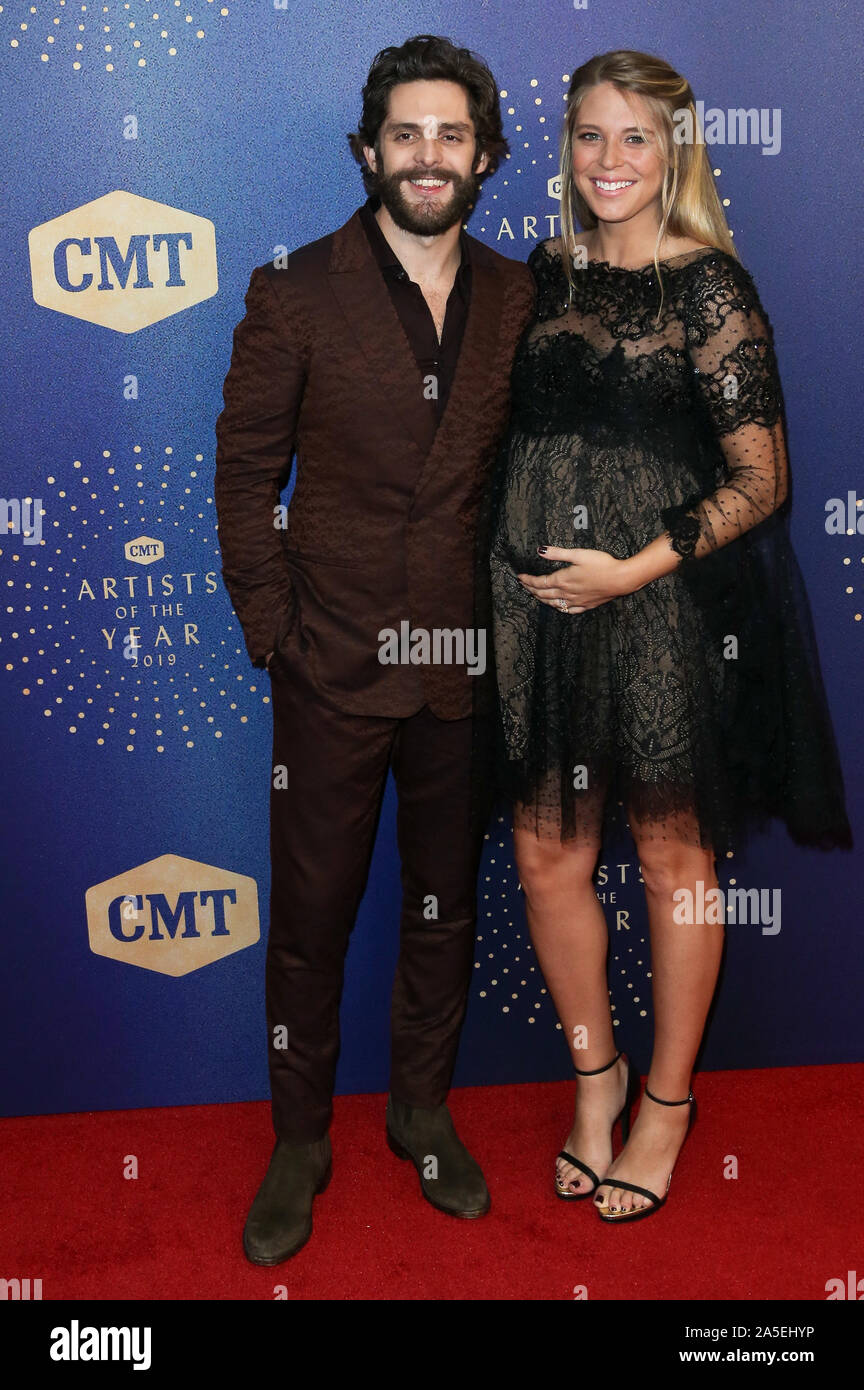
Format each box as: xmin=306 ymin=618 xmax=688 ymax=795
xmin=636 ymin=838 xmax=714 ymax=899
xmin=514 ymin=830 xmax=600 ymax=901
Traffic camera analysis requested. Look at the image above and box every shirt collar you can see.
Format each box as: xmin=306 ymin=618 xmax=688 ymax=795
xmin=359 ymin=194 xmax=471 ymax=279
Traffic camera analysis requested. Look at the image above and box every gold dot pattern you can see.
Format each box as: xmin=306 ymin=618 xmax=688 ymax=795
xmin=1 ymin=1 xmax=231 ymax=73
xmin=0 ymin=443 xmax=272 ymax=751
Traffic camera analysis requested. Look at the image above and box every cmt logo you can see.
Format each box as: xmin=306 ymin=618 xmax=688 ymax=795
xmin=28 ymin=191 xmax=218 ymax=333
xmin=124 ymin=535 xmax=164 ymax=565
xmin=85 ymin=854 xmax=259 ymax=976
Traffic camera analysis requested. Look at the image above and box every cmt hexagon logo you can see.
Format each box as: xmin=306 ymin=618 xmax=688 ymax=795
xmin=28 ymin=191 xmax=218 ymax=333
xmin=547 ymin=175 xmax=562 ymax=200
xmin=86 ymin=854 xmax=259 ymax=976
xmin=124 ymin=536 xmax=164 ymax=565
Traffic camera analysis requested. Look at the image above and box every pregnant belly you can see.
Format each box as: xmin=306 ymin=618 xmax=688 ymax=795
xmin=493 ymin=431 xmax=624 ymax=571
xmin=492 ymin=428 xmax=700 ymax=571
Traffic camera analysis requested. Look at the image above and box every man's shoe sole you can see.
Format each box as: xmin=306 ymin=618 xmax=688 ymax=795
xmin=386 ymin=1129 xmax=491 ymax=1219
xmin=242 ymin=1160 xmax=333 ymax=1265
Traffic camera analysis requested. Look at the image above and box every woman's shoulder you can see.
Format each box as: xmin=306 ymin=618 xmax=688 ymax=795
xmin=667 ymin=241 xmax=756 ymax=289
xmin=525 ymin=237 xmax=570 ymax=310
xmin=664 ymin=245 xmax=780 ymax=362
xmin=669 ymin=243 xmax=768 ymax=331
xmin=527 ymin=235 xmax=567 ymax=271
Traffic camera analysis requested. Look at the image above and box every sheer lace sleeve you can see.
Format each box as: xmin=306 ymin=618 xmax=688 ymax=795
xmin=662 ymin=254 xmax=789 ymax=561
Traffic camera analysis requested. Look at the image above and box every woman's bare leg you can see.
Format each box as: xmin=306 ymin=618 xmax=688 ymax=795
xmin=594 ymin=811 xmax=724 ymax=1214
xmin=513 ymin=815 xmax=628 ymax=1194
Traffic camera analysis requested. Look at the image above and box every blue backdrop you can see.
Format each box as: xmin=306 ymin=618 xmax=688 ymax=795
xmin=1 ymin=0 xmax=860 ymax=1121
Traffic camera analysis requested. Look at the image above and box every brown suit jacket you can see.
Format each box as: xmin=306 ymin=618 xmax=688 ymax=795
xmin=214 ymin=205 xmax=536 ymax=719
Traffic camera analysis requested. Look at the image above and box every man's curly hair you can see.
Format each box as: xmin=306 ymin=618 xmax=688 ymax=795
xmin=347 ymin=34 xmax=508 ymax=195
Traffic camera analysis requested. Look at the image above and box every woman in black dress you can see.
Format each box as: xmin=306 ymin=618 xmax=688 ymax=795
xmin=489 ymin=50 xmax=852 ymax=1222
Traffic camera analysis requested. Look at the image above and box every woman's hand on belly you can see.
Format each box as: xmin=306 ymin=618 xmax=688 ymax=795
xmin=516 ymin=544 xmax=633 ymax=614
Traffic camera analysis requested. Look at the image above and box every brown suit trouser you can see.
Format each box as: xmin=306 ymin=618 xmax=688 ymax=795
xmin=266 ymin=629 xmax=483 ymax=1143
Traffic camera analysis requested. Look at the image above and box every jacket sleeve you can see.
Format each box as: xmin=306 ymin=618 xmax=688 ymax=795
xmin=214 ymin=264 xmax=308 ymax=667
xmin=661 ymin=253 xmax=789 ymax=562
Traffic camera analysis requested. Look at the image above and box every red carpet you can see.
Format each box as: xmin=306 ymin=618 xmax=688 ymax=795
xmin=3 ymin=1065 xmax=862 ymax=1301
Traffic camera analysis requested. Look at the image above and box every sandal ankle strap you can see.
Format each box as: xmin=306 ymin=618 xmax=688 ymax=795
xmin=574 ymin=1049 xmax=623 ymax=1077
xmin=644 ymin=1086 xmax=694 ymax=1106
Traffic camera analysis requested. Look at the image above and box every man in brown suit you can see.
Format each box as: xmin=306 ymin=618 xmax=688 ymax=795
xmin=215 ymin=34 xmax=535 ymax=1264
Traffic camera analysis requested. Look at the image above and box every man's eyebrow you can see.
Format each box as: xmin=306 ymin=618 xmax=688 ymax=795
xmin=383 ymin=120 xmax=474 ymax=133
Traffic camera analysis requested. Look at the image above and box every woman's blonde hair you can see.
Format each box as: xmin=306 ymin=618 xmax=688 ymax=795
xmin=558 ymin=50 xmax=737 ymax=320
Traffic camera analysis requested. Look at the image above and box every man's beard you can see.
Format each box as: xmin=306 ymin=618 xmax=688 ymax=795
xmin=373 ymin=165 xmax=480 ymax=235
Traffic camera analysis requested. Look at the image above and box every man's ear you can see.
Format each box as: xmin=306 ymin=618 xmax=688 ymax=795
xmin=474 ymin=149 xmax=490 ymax=177
xmin=362 ymin=144 xmax=378 ymax=176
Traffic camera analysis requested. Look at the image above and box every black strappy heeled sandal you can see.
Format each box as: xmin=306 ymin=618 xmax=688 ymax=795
xmin=593 ymin=1086 xmax=698 ymax=1222
xmin=555 ymin=1050 xmax=641 ymax=1201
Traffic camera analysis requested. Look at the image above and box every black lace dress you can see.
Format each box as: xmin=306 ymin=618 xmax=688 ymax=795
xmin=489 ymin=237 xmax=852 ymax=853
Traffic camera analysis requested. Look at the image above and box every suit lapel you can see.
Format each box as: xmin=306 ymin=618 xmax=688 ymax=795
xmin=328 ymin=211 xmax=506 ymax=473
xmin=328 ymin=210 xmax=437 ymax=457
xmin=412 ymin=253 xmax=504 ymax=503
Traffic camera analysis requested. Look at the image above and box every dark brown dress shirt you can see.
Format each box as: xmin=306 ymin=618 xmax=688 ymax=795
xmin=358 ymin=195 xmax=472 ymax=420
